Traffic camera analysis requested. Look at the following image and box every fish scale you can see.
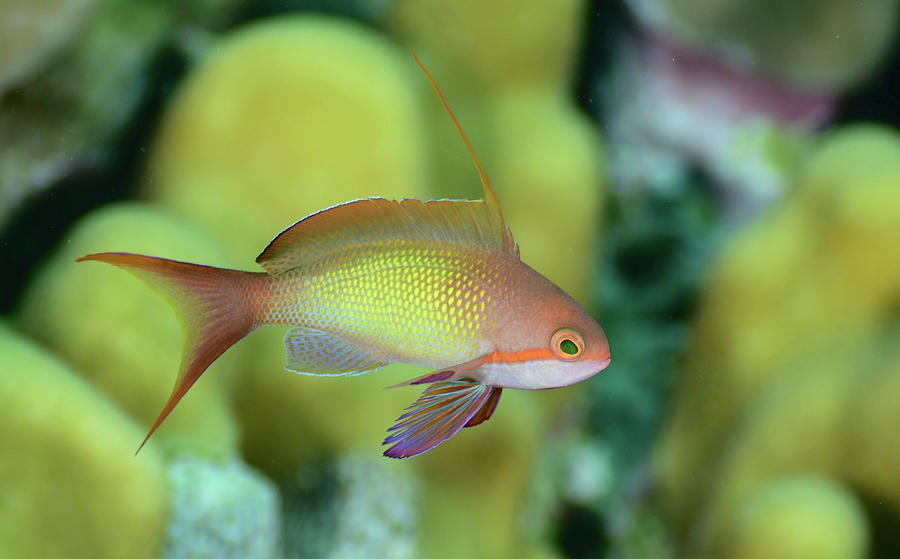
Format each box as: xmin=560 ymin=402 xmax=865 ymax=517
xmin=261 ymin=242 xmax=505 ymax=367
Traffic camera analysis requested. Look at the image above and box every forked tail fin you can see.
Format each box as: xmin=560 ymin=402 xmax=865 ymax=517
xmin=77 ymin=252 xmax=264 ymax=453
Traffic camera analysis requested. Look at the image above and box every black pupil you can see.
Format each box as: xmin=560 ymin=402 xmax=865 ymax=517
xmin=559 ymin=338 xmax=579 ymax=355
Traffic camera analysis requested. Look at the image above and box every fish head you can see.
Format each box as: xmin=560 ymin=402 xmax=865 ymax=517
xmin=480 ymin=272 xmax=610 ymax=390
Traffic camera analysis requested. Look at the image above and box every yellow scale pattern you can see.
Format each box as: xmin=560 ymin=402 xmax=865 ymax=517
xmin=263 ymin=240 xmax=506 ymax=367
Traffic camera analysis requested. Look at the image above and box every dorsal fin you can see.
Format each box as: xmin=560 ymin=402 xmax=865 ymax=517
xmin=256 ymin=197 xmax=517 ymax=274
xmin=412 ymin=50 xmax=517 ymax=254
xmin=255 ymin=53 xmax=519 ymax=276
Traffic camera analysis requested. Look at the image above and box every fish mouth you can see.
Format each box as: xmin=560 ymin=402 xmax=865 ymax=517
xmin=596 ymin=357 xmax=611 ymax=373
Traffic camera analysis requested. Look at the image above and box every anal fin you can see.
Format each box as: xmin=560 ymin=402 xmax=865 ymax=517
xmin=283 ymin=327 xmax=384 ymax=376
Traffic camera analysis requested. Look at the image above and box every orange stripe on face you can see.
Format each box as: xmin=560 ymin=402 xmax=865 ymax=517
xmin=483 ymin=348 xmax=556 ymax=364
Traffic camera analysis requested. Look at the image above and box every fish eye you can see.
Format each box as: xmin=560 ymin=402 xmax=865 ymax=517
xmin=550 ymin=327 xmax=584 ymax=361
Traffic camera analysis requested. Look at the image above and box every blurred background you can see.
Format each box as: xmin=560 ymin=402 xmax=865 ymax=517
xmin=2 ymin=0 xmax=899 ymax=558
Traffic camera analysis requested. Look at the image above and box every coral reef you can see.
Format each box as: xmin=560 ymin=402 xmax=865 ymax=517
xmin=695 ymin=341 xmax=865 ymax=555
xmin=0 ymin=0 xmax=101 ymax=93
xmin=590 ymin=175 xmax=721 ymax=473
xmin=652 ymin=124 xmax=900 ymax=554
xmin=6 ymin=2 xmax=900 ymax=558
xmin=0 ymin=0 xmax=171 ymax=227
xmin=600 ymin=34 xmax=819 ymax=218
xmin=162 ymin=457 xmax=280 ymax=559
xmin=626 ymin=0 xmax=899 ymax=91
xmin=846 ymin=345 xmax=900 ymax=512
xmin=144 ymin=15 xmax=429 ymax=257
xmin=390 ymin=0 xmax=586 ymax=94
xmin=408 ymin=388 xmax=543 ymax=559
xmin=18 ymin=202 xmax=242 ymax=459
xmin=603 ymin=0 xmax=899 ymax=222
xmin=0 ymin=321 xmax=168 ymax=559
xmin=280 ymin=455 xmax=418 ymax=559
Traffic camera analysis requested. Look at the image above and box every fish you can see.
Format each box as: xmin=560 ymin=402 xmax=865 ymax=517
xmin=77 ymin=52 xmax=611 ymax=459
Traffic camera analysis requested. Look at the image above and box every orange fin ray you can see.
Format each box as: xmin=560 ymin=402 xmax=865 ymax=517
xmin=412 ymin=50 xmax=517 ymax=256
xmin=77 ymin=252 xmax=262 ymax=453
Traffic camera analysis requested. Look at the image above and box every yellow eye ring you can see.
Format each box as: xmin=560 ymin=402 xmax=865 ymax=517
xmin=550 ymin=327 xmax=584 ymax=361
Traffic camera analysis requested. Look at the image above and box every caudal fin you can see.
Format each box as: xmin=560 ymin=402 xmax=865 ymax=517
xmin=77 ymin=252 xmax=264 ymax=453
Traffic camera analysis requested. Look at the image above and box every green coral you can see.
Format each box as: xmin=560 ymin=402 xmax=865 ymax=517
xmin=0 ymin=322 xmax=168 ymax=559
xmin=18 ymin=202 xmax=242 ymax=459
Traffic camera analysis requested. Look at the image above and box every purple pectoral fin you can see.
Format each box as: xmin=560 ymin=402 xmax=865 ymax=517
xmin=383 ymin=379 xmax=493 ymax=459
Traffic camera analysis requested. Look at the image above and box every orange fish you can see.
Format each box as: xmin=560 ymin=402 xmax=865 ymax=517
xmin=78 ymin=53 xmax=611 ymax=458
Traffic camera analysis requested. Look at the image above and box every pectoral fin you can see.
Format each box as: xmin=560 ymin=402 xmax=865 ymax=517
xmin=383 ymin=379 xmax=496 ymax=459
xmin=385 ymin=354 xmax=487 ymax=388
xmin=385 ymin=370 xmax=455 ymax=388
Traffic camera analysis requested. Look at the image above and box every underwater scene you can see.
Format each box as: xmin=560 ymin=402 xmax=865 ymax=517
xmin=2 ymin=0 xmax=900 ymax=558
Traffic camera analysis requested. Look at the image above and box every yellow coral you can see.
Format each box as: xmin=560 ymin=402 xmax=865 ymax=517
xmin=845 ymin=345 xmax=900 ymax=510
xmin=391 ymin=0 xmax=585 ymax=94
xmin=487 ymin=92 xmax=605 ymax=303
xmin=145 ymin=15 xmax=429 ymax=257
xmin=653 ymin=124 xmax=900 ymax=554
xmin=0 ymin=322 xmax=167 ymax=559
xmin=728 ymin=477 xmax=868 ymax=559
xmin=697 ymin=342 xmax=863 ymax=554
